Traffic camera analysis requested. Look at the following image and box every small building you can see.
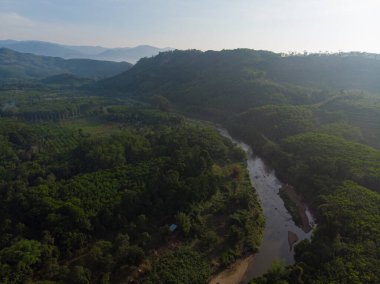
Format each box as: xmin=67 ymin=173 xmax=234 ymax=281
xmin=169 ymin=224 xmax=177 ymax=232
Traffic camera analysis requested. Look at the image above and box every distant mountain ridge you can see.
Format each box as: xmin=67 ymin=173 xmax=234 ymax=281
xmin=0 ymin=40 xmax=173 ymax=63
xmin=95 ymin=45 xmax=173 ymax=63
xmin=99 ymin=49 xmax=380 ymax=96
xmin=0 ymin=48 xmax=132 ymax=82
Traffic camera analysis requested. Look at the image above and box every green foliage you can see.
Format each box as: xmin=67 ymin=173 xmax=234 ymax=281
xmin=292 ymin=182 xmax=380 ymax=283
xmin=74 ymin=138 xmax=126 ymax=171
xmin=278 ymin=189 xmax=303 ymax=227
xmin=5 ymin=48 xmax=380 ymax=283
xmin=319 ymin=93 xmax=380 ymax=149
xmin=146 ymin=247 xmax=210 ymax=284
xmin=175 ymin=212 xmax=191 ymax=236
xmin=67 ymin=266 xmax=92 ymax=284
xmin=0 ymin=240 xmax=43 ymax=283
xmin=0 ymin=106 xmax=262 ymax=283
xmin=237 ymin=106 xmax=380 ymax=283
xmin=235 ymin=105 xmax=317 ymax=141
xmin=250 ymin=260 xmax=290 ymax=284
xmin=283 ymin=133 xmax=380 ymax=191
xmin=317 ymin=122 xmax=363 ymax=142
xmin=97 ymin=50 xmax=324 ymax=115
xmin=104 ymin=50 xmax=380 ymax=284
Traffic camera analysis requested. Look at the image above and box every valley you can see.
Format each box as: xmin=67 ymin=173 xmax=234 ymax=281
xmin=0 ymin=48 xmax=379 ymax=283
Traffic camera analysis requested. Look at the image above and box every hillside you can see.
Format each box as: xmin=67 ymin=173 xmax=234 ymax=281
xmin=41 ymin=73 xmax=92 ymax=86
xmin=98 ymin=49 xmax=380 ymax=148
xmin=96 ymin=49 xmax=380 ymax=283
xmin=97 ymin=50 xmax=317 ymax=113
xmin=98 ymin=50 xmax=380 ymax=111
xmin=0 ymin=48 xmax=132 ymax=82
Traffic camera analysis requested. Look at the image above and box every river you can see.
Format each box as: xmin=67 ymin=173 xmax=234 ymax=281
xmin=211 ymin=128 xmax=315 ymax=283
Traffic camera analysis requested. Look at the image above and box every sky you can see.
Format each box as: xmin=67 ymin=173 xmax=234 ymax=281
xmin=0 ymin=0 xmax=379 ymax=53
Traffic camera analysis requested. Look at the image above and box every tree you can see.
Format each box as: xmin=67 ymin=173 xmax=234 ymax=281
xmin=146 ymin=247 xmax=210 ymax=284
xmin=67 ymin=266 xmax=91 ymax=284
xmin=0 ymin=239 xmax=43 ymax=283
xmin=175 ymin=212 xmax=191 ymax=236
xmin=152 ymin=95 xmax=171 ymax=112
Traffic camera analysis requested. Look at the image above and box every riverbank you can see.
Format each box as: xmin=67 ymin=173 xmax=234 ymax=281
xmin=279 ymin=185 xmax=313 ymax=233
xmin=212 ymin=128 xmax=315 ymax=283
xmin=209 ymin=255 xmax=254 ymax=284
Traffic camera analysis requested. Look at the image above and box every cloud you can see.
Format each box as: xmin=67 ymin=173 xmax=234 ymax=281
xmin=0 ymin=12 xmax=35 ymax=28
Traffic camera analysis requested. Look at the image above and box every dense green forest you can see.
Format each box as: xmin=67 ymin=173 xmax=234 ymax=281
xmin=95 ymin=49 xmax=380 ymax=283
xmin=98 ymin=49 xmax=380 ymax=110
xmin=1 ymin=48 xmax=380 ymax=283
xmin=0 ymin=93 xmax=264 ymax=283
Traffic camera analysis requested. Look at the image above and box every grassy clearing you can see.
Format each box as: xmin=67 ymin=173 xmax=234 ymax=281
xmin=60 ymin=117 xmax=122 ymax=136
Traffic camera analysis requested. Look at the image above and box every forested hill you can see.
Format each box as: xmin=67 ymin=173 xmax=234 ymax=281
xmin=0 ymin=48 xmax=132 ymax=82
xmin=97 ymin=48 xmax=380 ymax=150
xmin=268 ymin=53 xmax=380 ymax=91
xmin=98 ymin=49 xmax=380 ymax=103
xmin=95 ymin=49 xmax=380 ymax=283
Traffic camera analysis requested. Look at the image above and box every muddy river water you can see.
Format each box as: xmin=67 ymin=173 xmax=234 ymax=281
xmin=212 ymin=129 xmax=315 ymax=283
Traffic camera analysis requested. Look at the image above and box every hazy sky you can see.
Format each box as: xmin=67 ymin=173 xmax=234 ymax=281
xmin=0 ymin=0 xmax=379 ymax=52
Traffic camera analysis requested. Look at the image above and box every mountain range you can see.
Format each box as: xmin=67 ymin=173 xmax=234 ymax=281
xmin=0 ymin=48 xmax=132 ymax=82
xmin=0 ymin=40 xmax=173 ymax=64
